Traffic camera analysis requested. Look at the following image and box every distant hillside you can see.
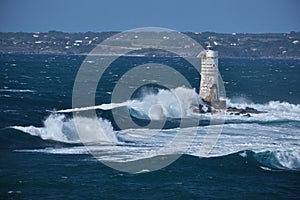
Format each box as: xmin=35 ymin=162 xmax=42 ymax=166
xmin=0 ymin=31 xmax=299 ymax=58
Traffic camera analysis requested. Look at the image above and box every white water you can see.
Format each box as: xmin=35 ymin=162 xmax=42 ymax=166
xmin=272 ymin=151 xmax=300 ymax=170
xmin=57 ymin=86 xmax=201 ymax=119
xmin=0 ymin=89 xmax=36 ymax=93
xmin=12 ymin=114 xmax=117 ymax=144
xmin=227 ymin=99 xmax=300 ymax=122
xmin=12 ymin=87 xmax=300 ymax=170
xmin=57 ymin=102 xmax=129 ymax=113
xmin=14 ymin=120 xmax=300 ymax=170
xmin=129 ymin=87 xmax=201 ymax=119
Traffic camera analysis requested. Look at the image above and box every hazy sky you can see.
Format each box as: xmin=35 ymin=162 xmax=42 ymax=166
xmin=0 ymin=0 xmax=299 ymax=33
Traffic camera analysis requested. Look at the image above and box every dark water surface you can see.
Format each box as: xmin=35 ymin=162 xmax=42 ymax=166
xmin=1 ymin=54 xmax=299 ymax=199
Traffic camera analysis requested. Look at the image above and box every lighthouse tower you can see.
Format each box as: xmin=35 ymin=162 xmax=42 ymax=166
xmin=198 ymin=45 xmax=226 ymax=109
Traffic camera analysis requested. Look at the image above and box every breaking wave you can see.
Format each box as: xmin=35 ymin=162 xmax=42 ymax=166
xmin=227 ymin=99 xmax=300 ymax=121
xmin=240 ymin=150 xmax=300 ymax=171
xmin=57 ymin=86 xmax=202 ymax=120
xmin=12 ymin=114 xmax=117 ymax=144
xmin=7 ymin=87 xmax=300 ymax=171
xmin=57 ymin=86 xmax=300 ymax=122
xmin=129 ymin=86 xmax=201 ymax=119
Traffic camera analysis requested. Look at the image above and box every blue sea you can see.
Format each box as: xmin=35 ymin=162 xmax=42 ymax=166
xmin=0 ymin=54 xmax=300 ymax=199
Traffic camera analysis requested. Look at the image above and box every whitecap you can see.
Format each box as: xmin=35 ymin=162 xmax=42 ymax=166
xmin=0 ymin=89 xmax=36 ymax=93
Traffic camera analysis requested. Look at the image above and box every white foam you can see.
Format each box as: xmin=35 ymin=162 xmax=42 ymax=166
xmin=202 ymin=123 xmax=300 ymax=157
xmin=15 ymin=146 xmax=88 ymax=154
xmin=73 ymin=116 xmax=118 ymax=144
xmin=274 ymin=151 xmax=300 ymax=170
xmin=11 ymin=87 xmax=300 ymax=170
xmin=129 ymin=86 xmax=201 ymax=119
xmin=227 ymin=99 xmax=300 ymax=121
xmin=12 ymin=114 xmax=118 ymax=144
xmin=57 ymin=102 xmax=129 ymax=113
xmin=0 ymin=89 xmax=35 ymax=93
xmin=57 ymin=86 xmax=200 ymax=119
xmin=13 ymin=119 xmax=300 ymax=170
xmin=259 ymin=166 xmax=273 ymax=171
xmin=57 ymin=87 xmax=300 ymax=123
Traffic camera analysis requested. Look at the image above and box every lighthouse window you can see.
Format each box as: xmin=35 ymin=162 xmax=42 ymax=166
xmin=213 ymin=64 xmax=215 ymax=67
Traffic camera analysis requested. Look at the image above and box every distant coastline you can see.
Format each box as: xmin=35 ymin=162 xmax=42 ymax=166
xmin=1 ymin=31 xmax=299 ymax=58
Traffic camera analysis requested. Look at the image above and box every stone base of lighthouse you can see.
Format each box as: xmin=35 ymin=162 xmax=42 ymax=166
xmin=209 ymin=100 xmax=226 ymax=110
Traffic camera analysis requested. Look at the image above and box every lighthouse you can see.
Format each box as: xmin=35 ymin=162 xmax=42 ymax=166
xmin=198 ymin=45 xmax=226 ymax=109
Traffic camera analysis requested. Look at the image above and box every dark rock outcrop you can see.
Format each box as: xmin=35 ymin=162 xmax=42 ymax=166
xmin=193 ymin=103 xmax=266 ymax=117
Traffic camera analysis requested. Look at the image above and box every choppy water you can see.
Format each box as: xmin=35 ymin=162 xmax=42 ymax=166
xmin=0 ymin=54 xmax=300 ymax=199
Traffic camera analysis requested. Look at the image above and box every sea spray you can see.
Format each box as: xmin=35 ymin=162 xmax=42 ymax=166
xmin=227 ymin=99 xmax=300 ymax=121
xmin=10 ymin=87 xmax=300 ymax=171
xmin=12 ymin=113 xmax=118 ymax=144
xmin=129 ymin=86 xmax=200 ymax=119
xmin=57 ymin=102 xmax=129 ymax=113
xmin=12 ymin=114 xmax=73 ymax=143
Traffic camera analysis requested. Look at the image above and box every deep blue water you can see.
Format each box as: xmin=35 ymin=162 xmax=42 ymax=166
xmin=0 ymin=54 xmax=300 ymax=199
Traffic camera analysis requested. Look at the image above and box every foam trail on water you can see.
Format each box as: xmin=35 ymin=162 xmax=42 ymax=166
xmin=57 ymin=102 xmax=129 ymax=113
xmin=15 ymin=147 xmax=89 ymax=155
xmin=0 ymin=89 xmax=36 ymax=93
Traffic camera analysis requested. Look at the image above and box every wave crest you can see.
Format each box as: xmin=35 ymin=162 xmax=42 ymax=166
xmin=243 ymin=150 xmax=300 ymax=171
xmin=12 ymin=114 xmax=117 ymax=144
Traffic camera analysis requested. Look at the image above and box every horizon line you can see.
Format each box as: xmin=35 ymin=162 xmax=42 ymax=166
xmin=1 ymin=30 xmax=300 ymax=34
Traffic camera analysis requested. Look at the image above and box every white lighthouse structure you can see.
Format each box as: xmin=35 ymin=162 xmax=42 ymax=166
xmin=198 ymin=45 xmax=226 ymax=109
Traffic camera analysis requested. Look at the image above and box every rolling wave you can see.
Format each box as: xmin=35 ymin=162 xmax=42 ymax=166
xmin=6 ymin=116 xmax=299 ymax=171
xmin=3 ymin=87 xmax=300 ymax=171
xmin=13 ymin=145 xmax=300 ymax=171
